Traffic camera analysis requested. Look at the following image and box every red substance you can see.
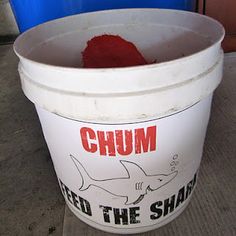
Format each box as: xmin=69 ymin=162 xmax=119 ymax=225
xmin=82 ymin=35 xmax=148 ymax=68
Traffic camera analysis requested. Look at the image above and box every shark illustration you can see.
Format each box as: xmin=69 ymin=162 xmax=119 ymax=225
xmin=70 ymin=155 xmax=178 ymax=205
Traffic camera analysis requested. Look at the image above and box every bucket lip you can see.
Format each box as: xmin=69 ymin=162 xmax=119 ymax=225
xmin=13 ymin=8 xmax=225 ymax=73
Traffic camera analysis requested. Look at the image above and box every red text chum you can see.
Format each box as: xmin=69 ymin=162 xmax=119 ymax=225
xmin=80 ymin=126 xmax=157 ymax=157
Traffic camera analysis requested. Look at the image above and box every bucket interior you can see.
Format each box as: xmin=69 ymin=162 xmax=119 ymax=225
xmin=15 ymin=9 xmax=224 ymax=68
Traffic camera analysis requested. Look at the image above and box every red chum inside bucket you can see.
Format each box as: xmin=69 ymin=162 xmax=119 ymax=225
xmin=82 ymin=35 xmax=148 ymax=68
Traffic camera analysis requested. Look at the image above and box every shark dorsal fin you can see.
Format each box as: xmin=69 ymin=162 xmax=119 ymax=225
xmin=120 ymin=161 xmax=147 ymax=179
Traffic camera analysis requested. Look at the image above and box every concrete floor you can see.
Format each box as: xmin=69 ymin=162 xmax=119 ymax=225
xmin=0 ymin=45 xmax=235 ymax=236
xmin=0 ymin=45 xmax=65 ymax=235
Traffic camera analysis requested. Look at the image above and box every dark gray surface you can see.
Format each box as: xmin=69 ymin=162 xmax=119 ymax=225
xmin=0 ymin=45 xmax=235 ymax=236
xmin=0 ymin=45 xmax=65 ymax=235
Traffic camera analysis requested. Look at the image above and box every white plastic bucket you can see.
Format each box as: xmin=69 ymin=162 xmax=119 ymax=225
xmin=14 ymin=9 xmax=224 ymax=234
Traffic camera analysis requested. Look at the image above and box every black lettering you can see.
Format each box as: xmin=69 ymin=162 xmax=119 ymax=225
xmin=59 ymin=179 xmax=66 ymax=196
xmin=71 ymin=191 xmax=81 ymax=210
xmin=64 ymin=185 xmax=73 ymax=204
xmin=164 ymin=195 xmax=175 ymax=216
xmin=113 ymin=208 xmax=128 ymax=225
xmin=129 ymin=207 xmax=140 ymax=224
xmin=100 ymin=205 xmax=112 ymax=223
xmin=186 ymin=173 xmax=197 ymax=199
xmin=185 ymin=180 xmax=193 ymax=199
xmin=175 ymin=186 xmax=185 ymax=208
xmin=150 ymin=201 xmax=163 ymax=220
xmin=59 ymin=179 xmax=92 ymax=216
xmin=192 ymin=173 xmax=197 ymax=188
xmin=79 ymin=196 xmax=92 ymax=216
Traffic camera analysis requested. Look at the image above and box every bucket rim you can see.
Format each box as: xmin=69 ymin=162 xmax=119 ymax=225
xmin=13 ymin=8 xmax=225 ymax=73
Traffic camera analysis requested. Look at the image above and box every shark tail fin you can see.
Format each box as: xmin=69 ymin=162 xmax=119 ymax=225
xmin=70 ymin=155 xmax=93 ymax=191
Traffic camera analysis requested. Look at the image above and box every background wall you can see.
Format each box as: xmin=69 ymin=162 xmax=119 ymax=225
xmin=0 ymin=0 xmax=19 ymax=36
xmin=198 ymin=0 xmax=236 ymax=52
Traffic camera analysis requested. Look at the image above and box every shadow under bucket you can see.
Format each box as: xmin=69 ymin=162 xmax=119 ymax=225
xmin=14 ymin=9 xmax=224 ymax=234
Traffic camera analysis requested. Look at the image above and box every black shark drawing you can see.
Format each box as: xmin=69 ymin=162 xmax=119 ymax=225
xmin=71 ymin=155 xmax=178 ymax=205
